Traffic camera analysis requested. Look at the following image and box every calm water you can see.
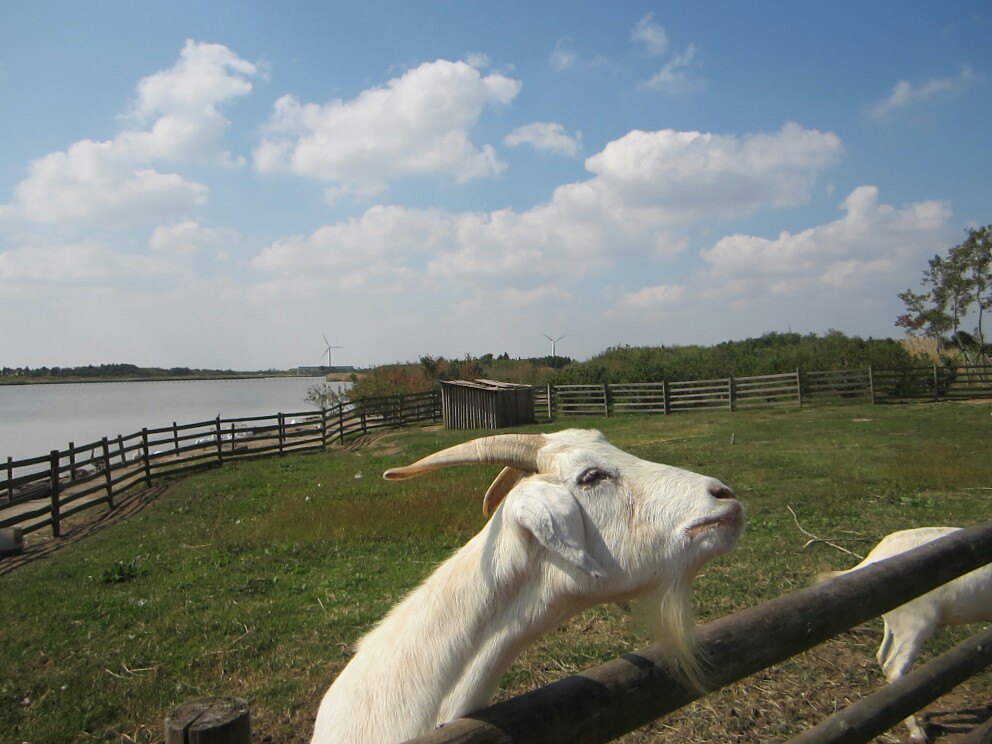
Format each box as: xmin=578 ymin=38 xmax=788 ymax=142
xmin=0 ymin=377 xmax=349 ymax=463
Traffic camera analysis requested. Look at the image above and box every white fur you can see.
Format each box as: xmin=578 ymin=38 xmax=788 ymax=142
xmin=311 ymin=429 xmax=745 ymax=743
xmin=825 ymin=527 xmax=992 ymax=743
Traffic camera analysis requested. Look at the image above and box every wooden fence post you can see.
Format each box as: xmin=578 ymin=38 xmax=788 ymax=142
xmin=68 ymin=441 xmax=76 ymax=481
xmin=5 ymin=456 xmax=12 ymax=501
xmin=141 ymin=428 xmax=152 ymax=487
xmin=603 ymin=383 xmax=610 ymax=417
xmin=165 ymin=697 xmax=250 ymax=744
xmin=728 ymin=377 xmax=736 ymax=412
xmin=117 ymin=435 xmax=126 ymax=466
xmin=320 ymin=408 xmax=328 ymax=448
xmin=547 ymin=383 xmax=553 ymax=420
xmin=337 ymin=402 xmax=345 ymax=443
xmin=230 ymin=423 xmax=236 ymax=453
xmin=868 ymin=365 xmax=876 ymax=405
xmin=101 ymin=437 xmax=114 ymax=508
xmin=662 ymin=380 xmax=670 ymax=415
xmin=398 ymin=394 xmax=406 ymax=426
xmin=790 ymin=626 xmax=992 ymax=744
xmin=796 ymin=369 xmax=803 ymax=408
xmin=277 ymin=413 xmax=285 ymax=455
xmin=49 ymin=450 xmax=61 ymax=538
xmin=933 ymin=364 xmax=940 ymax=401
xmin=214 ymin=417 xmax=223 ymax=461
xmin=360 ymin=403 xmax=367 ymax=435
xmin=173 ymin=421 xmax=179 ymax=453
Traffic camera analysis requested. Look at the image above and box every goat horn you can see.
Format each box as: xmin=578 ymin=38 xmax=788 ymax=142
xmin=383 ymin=434 xmax=546 ymax=481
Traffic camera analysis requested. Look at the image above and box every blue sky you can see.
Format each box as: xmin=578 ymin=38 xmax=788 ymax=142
xmin=1 ymin=1 xmax=989 ymax=369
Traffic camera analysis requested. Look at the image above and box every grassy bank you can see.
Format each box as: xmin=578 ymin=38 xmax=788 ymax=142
xmin=1 ymin=402 xmax=990 ymax=742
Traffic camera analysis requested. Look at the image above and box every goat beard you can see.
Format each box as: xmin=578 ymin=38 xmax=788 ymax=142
xmin=635 ymin=579 xmax=708 ymax=693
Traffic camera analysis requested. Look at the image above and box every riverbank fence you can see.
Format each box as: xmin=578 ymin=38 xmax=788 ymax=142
xmin=3 ymin=365 xmax=990 ymax=538
xmin=0 ymin=391 xmax=439 ymax=537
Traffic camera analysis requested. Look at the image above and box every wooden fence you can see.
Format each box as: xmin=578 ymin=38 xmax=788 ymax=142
xmin=548 ymin=365 xmax=992 ymax=417
xmin=163 ymin=522 xmax=992 ymax=743
xmin=405 ymin=522 xmax=992 ymax=743
xmin=3 ymin=365 xmax=991 ymax=537
xmin=0 ymin=390 xmax=440 ymax=537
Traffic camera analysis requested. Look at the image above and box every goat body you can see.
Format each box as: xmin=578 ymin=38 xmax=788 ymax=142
xmin=311 ymin=429 xmax=745 ymax=743
xmin=822 ymin=527 xmax=992 ymax=743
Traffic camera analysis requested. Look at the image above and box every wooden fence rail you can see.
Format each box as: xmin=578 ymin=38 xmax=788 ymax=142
xmin=547 ymin=364 xmax=992 ymax=417
xmin=406 ymin=521 xmax=992 ymax=744
xmin=0 ymin=390 xmax=442 ymax=536
xmin=161 ymin=521 xmax=992 ymax=743
xmin=4 ymin=365 xmax=991 ymax=538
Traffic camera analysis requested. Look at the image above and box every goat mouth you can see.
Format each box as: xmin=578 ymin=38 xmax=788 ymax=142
xmin=685 ymin=504 xmax=744 ymax=538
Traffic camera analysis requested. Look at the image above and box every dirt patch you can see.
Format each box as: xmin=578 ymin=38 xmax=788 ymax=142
xmin=0 ymin=483 xmax=167 ymax=577
xmin=1 ymin=434 xmax=390 ymax=577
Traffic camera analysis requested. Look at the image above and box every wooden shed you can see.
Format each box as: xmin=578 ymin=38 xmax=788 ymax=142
xmin=439 ymin=379 xmax=536 ymax=430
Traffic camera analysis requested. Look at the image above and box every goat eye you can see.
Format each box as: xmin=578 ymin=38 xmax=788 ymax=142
xmin=577 ymin=468 xmax=609 ymax=486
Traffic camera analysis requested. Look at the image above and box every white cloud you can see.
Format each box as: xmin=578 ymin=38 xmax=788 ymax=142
xmin=8 ymin=40 xmax=258 ymax=228
xmin=549 ymin=39 xmax=577 ymax=72
xmin=149 ymin=220 xmax=238 ymax=258
xmin=253 ymin=60 xmax=521 ymax=188
xmin=463 ymin=52 xmax=491 ymax=69
xmin=869 ymin=66 xmax=974 ymax=119
xmin=15 ymin=141 xmax=208 ymax=226
xmin=256 ymin=123 xmax=842 ymax=289
xmin=120 ymin=39 xmax=260 ymax=165
xmin=612 ymin=284 xmax=686 ymax=313
xmin=631 ymin=13 xmax=669 ymax=55
xmin=700 ymin=186 xmax=952 ymax=292
xmin=253 ymin=204 xmax=453 ymax=291
xmin=583 ymin=122 xmax=842 ymax=219
xmin=504 ymin=122 xmax=582 ymax=157
xmin=643 ymin=44 xmax=699 ymax=93
xmin=0 ymin=241 xmax=177 ymax=282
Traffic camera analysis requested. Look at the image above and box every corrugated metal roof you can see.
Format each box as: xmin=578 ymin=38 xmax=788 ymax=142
xmin=438 ymin=379 xmax=532 ymax=391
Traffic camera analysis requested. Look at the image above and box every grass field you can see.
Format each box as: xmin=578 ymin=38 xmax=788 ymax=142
xmin=1 ymin=401 xmax=990 ymax=743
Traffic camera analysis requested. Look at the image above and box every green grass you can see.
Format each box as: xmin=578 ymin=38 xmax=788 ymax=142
xmin=1 ymin=402 xmax=990 ymax=742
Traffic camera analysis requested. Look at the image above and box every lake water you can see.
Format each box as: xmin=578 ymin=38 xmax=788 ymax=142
xmin=0 ymin=377 xmax=348 ymax=464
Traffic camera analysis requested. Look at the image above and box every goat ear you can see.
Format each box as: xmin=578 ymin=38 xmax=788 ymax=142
xmin=508 ymin=482 xmax=604 ymax=579
xmin=483 ymin=467 xmax=525 ymax=518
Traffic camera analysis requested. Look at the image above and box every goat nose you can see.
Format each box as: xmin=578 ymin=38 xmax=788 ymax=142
xmin=708 ymin=484 xmax=737 ymax=500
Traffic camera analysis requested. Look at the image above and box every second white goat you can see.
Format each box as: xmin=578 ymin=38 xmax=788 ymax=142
xmin=311 ymin=429 xmax=745 ymax=743
xmin=819 ymin=526 xmax=992 ymax=743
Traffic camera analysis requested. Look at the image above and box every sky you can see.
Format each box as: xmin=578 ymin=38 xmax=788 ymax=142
xmin=1 ymin=1 xmax=990 ymax=369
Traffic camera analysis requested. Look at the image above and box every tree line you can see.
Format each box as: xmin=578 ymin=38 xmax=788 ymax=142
xmin=0 ymin=363 xmax=288 ymax=380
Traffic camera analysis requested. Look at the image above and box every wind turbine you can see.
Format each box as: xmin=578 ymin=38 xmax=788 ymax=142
xmin=321 ymin=334 xmax=343 ymax=368
xmin=542 ymin=333 xmax=565 ymax=359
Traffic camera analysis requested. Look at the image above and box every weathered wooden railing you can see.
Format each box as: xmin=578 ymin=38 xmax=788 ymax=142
xmin=163 ymin=522 xmax=992 ymax=743
xmin=5 ymin=365 xmax=992 ymax=538
xmin=0 ymin=390 xmax=441 ymax=537
xmin=405 ymin=521 xmax=992 ymax=743
xmin=546 ymin=364 xmax=992 ymax=417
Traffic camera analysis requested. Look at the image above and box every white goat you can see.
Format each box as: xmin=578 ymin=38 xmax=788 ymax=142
xmin=311 ymin=429 xmax=745 ymax=743
xmin=819 ymin=527 xmax=992 ymax=743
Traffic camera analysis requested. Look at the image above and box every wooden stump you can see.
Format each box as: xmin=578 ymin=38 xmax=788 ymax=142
xmin=165 ymin=697 xmax=250 ymax=743
xmin=0 ymin=527 xmax=24 ymax=557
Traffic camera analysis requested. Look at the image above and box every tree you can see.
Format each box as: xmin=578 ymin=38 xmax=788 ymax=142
xmin=304 ymin=383 xmax=347 ymax=409
xmin=897 ymin=225 xmax=991 ymax=365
